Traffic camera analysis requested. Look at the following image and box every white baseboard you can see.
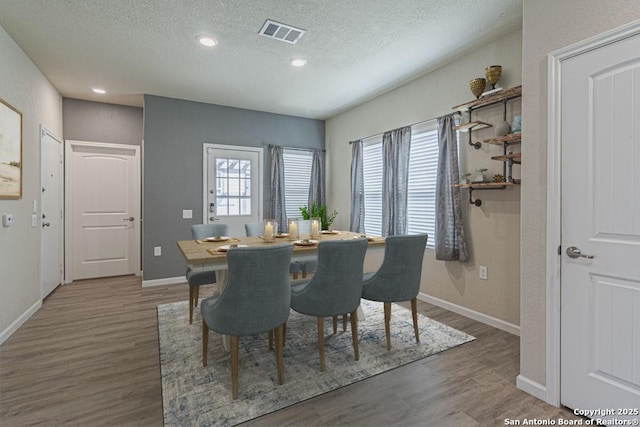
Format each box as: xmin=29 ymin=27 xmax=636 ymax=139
xmin=0 ymin=299 xmax=42 ymax=346
xmin=417 ymin=292 xmax=520 ymax=336
xmin=516 ymin=374 xmax=549 ymax=403
xmin=141 ymin=276 xmax=185 ymax=288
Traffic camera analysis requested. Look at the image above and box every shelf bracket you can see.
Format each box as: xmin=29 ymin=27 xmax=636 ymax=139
xmin=468 ymin=185 xmax=507 ymax=207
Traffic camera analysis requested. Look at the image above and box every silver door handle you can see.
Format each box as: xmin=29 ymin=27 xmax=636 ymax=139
xmin=566 ymin=246 xmax=595 ymax=259
xmin=209 ymin=217 xmax=220 ymax=221
xmin=123 ymin=217 xmax=135 ymax=222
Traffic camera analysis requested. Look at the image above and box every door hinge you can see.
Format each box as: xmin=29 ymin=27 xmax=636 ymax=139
xmin=557 ymin=245 xmax=562 ymax=255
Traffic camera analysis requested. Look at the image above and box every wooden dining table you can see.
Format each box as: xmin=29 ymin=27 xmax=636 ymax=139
xmin=177 ymin=230 xmax=385 ymax=274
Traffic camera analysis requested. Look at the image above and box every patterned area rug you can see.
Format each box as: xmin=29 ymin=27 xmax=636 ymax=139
xmin=158 ymin=299 xmax=474 ymax=426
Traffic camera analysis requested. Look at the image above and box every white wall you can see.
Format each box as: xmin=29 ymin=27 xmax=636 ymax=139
xmin=520 ymin=0 xmax=640 ymax=391
xmin=326 ymin=30 xmax=522 ymax=328
xmin=0 ymin=25 xmax=63 ymax=342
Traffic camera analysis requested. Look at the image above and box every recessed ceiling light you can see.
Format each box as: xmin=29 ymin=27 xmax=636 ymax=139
xmin=197 ymin=35 xmax=218 ymax=47
xmin=291 ymin=58 xmax=307 ymax=67
xmin=92 ymin=88 xmax=106 ymax=94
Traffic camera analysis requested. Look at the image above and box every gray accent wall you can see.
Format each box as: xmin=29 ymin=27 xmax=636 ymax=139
xmin=63 ymin=98 xmax=143 ymax=145
xmin=143 ymin=95 xmax=324 ymax=281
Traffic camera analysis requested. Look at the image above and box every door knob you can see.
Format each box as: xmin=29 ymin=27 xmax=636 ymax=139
xmin=42 ymin=222 xmax=51 ymax=228
xmin=566 ymin=246 xmax=595 ymax=259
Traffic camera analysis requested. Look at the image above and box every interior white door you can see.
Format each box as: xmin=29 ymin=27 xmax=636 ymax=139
xmin=561 ymin=33 xmax=640 ymax=418
xmin=66 ymin=141 xmax=140 ymax=280
xmin=203 ymin=144 xmax=263 ymax=237
xmin=40 ymin=127 xmax=63 ymax=297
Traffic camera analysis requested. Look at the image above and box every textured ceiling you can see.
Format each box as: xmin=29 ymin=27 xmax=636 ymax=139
xmin=0 ymin=0 xmax=522 ymax=119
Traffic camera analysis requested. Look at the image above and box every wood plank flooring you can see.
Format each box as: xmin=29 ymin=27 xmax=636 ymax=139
xmin=0 ymin=275 xmax=581 ymax=426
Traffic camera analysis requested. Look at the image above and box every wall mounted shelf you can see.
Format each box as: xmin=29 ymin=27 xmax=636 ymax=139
xmin=453 ymin=182 xmax=520 ymax=206
xmin=451 ymin=85 xmax=522 ymax=206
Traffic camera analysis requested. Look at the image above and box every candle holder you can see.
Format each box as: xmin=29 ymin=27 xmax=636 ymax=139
xmin=287 ymin=218 xmax=299 ymax=241
xmin=263 ymin=219 xmax=276 ymax=242
xmin=310 ymin=217 xmax=321 ymax=239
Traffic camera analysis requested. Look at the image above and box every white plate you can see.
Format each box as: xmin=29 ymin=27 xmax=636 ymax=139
xmin=275 ymin=233 xmax=290 ymax=238
xmin=321 ymin=230 xmax=339 ymax=234
xmin=353 ymin=235 xmax=375 ymax=241
xmin=203 ymin=236 xmax=230 ymax=242
xmin=293 ymin=239 xmax=318 ymax=246
xmin=218 ymin=244 xmax=249 ymax=252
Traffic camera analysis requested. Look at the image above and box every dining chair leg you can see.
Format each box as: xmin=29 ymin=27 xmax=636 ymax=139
xmin=195 ymin=286 xmax=200 ymax=307
xmin=302 ymin=271 xmax=308 ymax=278
xmin=332 ymin=316 xmax=338 ymax=334
xmin=350 ymin=309 xmax=359 ymax=361
xmin=411 ymin=297 xmax=420 ymax=343
xmin=202 ymin=319 xmax=209 ymax=366
xmin=292 ymin=272 xmax=298 ymax=280
xmin=282 ymin=322 xmax=287 ymax=348
xmin=231 ymin=335 xmax=239 ymax=399
xmin=268 ymin=330 xmax=274 ymax=351
xmin=275 ymin=324 xmax=285 ymax=385
xmin=342 ymin=314 xmax=347 ymax=331
xmin=384 ymin=302 xmax=392 ymax=350
xmin=317 ymin=317 xmax=326 ymax=371
xmin=189 ymin=286 xmax=195 ymax=324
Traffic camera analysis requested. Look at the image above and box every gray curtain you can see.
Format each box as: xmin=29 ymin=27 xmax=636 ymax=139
xmin=381 ymin=126 xmax=411 ymax=236
xmin=269 ymin=145 xmax=287 ymax=231
xmin=435 ymin=114 xmax=468 ymax=261
xmin=308 ymin=149 xmax=326 ymax=209
xmin=349 ymin=140 xmax=364 ymax=233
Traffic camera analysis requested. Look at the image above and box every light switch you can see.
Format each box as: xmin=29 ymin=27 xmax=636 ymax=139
xmin=182 ymin=210 xmax=193 ymax=219
xmin=154 ymin=246 xmax=162 ymax=256
xmin=2 ymin=214 xmax=14 ymax=227
xmin=33 ymin=200 xmax=38 ymax=213
xmin=32 ymin=214 xmax=37 ymax=228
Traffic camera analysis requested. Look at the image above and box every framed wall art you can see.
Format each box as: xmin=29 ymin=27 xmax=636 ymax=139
xmin=0 ymin=97 xmax=22 ymax=199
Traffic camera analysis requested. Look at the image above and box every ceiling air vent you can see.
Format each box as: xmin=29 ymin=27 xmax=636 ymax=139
xmin=259 ymin=19 xmax=305 ymax=44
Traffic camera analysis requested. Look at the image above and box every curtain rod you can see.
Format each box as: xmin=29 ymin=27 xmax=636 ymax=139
xmin=348 ymin=111 xmax=460 ymax=144
xmin=267 ymin=144 xmax=325 ymax=152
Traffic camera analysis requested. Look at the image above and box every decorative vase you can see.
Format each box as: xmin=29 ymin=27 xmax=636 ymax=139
xmin=496 ymin=120 xmax=511 ymax=137
xmin=511 ymin=115 xmax=522 ymax=133
xmin=485 ymin=65 xmax=502 ymax=89
xmin=469 ymin=78 xmax=486 ymax=99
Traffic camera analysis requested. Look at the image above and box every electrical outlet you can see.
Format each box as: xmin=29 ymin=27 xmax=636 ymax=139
xmin=154 ymin=246 xmax=162 ymax=256
xmin=479 ymin=265 xmax=488 ymax=280
xmin=182 ymin=210 xmax=193 ymax=219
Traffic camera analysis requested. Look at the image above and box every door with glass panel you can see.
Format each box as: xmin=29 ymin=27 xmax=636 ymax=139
xmin=203 ymin=144 xmax=263 ymax=237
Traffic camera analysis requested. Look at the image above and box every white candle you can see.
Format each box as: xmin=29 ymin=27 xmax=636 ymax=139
xmin=311 ymin=220 xmax=319 ymax=237
xmin=289 ymin=222 xmax=297 ymax=236
xmin=264 ymin=222 xmax=273 ymax=239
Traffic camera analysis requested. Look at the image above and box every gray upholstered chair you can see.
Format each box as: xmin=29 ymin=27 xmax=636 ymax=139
xmin=201 ymin=244 xmax=293 ymax=399
xmin=186 ymin=223 xmax=228 ymax=324
xmin=290 ymin=238 xmax=368 ymax=371
xmin=244 ymin=222 xmax=301 ymax=279
xmin=361 ymin=233 xmax=428 ymax=350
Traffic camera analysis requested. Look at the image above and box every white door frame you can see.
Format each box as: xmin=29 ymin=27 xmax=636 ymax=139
xmin=40 ymin=125 xmax=64 ymax=295
xmin=546 ymin=19 xmax=640 ymax=407
xmin=64 ymin=140 xmax=141 ymax=282
xmin=201 ymin=143 xmax=264 ymax=225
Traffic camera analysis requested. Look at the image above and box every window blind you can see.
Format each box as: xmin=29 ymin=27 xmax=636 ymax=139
xmin=283 ymin=148 xmax=313 ymax=219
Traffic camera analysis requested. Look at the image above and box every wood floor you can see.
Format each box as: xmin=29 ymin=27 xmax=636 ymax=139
xmin=0 ymin=275 xmax=581 ymax=426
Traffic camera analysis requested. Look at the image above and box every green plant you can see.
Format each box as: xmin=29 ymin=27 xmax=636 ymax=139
xmin=299 ymin=201 xmax=338 ymax=230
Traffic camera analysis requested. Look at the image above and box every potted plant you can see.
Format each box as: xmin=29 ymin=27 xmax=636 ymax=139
xmin=299 ymin=201 xmax=338 ymax=230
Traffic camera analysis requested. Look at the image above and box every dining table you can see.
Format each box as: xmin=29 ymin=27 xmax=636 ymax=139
xmin=177 ymin=229 xmax=385 ymax=274
xmin=177 ymin=230 xmax=386 ymax=351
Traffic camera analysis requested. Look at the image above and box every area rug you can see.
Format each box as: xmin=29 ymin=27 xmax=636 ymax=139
xmin=158 ymin=299 xmax=475 ymax=426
